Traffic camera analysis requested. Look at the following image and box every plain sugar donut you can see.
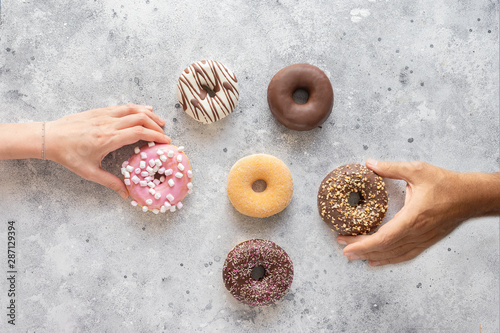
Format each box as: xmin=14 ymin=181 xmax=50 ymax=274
xmin=267 ymin=63 xmax=334 ymax=131
xmin=227 ymin=154 xmax=293 ymax=218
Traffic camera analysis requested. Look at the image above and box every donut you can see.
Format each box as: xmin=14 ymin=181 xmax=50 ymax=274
xmin=317 ymin=164 xmax=388 ymax=235
xmin=222 ymin=239 xmax=294 ymax=307
xmin=121 ymin=143 xmax=193 ymax=214
xmin=176 ymin=60 xmax=240 ymax=124
xmin=267 ymin=63 xmax=334 ymax=131
xmin=227 ymin=154 xmax=293 ymax=218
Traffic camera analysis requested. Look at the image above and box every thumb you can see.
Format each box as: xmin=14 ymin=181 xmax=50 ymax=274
xmin=343 ymin=211 xmax=408 ymax=255
xmin=366 ymin=159 xmax=416 ymax=183
xmin=90 ymin=168 xmax=129 ymax=199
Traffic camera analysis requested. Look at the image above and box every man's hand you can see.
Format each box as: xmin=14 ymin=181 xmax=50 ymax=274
xmin=337 ymin=159 xmax=484 ymax=266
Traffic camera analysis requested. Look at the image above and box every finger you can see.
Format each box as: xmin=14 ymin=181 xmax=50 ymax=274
xmin=366 ymin=159 xmax=424 ymax=183
xmin=337 ymin=207 xmax=412 ymax=246
xmin=369 ymin=247 xmax=425 ymax=266
xmin=111 ymin=126 xmax=171 ymax=151
xmin=337 ymin=207 xmax=416 ymax=245
xmin=338 ymin=223 xmax=423 ymax=254
xmin=365 ymin=230 xmax=445 ymax=264
xmin=337 ymin=207 xmax=408 ymax=247
xmin=106 ymin=104 xmax=150 ymax=114
xmin=342 ymin=213 xmax=409 ymax=258
xmin=369 ymin=247 xmax=426 ymax=266
xmin=372 ymin=225 xmax=438 ymax=252
xmin=109 ymin=104 xmax=165 ymax=127
xmin=354 ymin=238 xmax=426 ymax=262
xmin=337 ymin=234 xmax=370 ymax=246
xmin=115 ymin=113 xmax=165 ymax=134
xmin=87 ymin=167 xmax=129 ymax=199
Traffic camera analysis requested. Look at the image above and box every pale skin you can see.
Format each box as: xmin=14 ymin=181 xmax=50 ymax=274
xmin=337 ymin=159 xmax=500 ymax=266
xmin=0 ymin=104 xmax=171 ymax=199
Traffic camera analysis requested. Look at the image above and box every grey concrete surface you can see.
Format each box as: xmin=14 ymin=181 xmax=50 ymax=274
xmin=0 ymin=0 xmax=498 ymax=332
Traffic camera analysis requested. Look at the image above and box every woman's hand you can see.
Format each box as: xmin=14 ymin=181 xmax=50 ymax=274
xmin=337 ymin=159 xmax=500 ymax=266
xmin=45 ymin=104 xmax=171 ymax=199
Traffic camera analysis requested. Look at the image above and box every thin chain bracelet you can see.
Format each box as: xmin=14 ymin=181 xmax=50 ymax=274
xmin=41 ymin=121 xmax=46 ymax=160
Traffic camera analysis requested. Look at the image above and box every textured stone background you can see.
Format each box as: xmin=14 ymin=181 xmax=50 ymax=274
xmin=0 ymin=0 xmax=498 ymax=332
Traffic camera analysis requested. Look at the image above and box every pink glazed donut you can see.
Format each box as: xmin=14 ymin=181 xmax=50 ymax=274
xmin=121 ymin=142 xmax=193 ymax=214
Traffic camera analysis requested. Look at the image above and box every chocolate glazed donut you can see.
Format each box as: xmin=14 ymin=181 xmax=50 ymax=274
xmin=317 ymin=164 xmax=388 ymax=235
xmin=267 ymin=64 xmax=334 ymax=131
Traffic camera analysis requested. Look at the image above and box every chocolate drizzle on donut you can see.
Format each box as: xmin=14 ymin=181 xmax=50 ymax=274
xmin=317 ymin=164 xmax=388 ymax=235
xmin=177 ymin=60 xmax=239 ymax=124
xmin=222 ymin=239 xmax=294 ymax=307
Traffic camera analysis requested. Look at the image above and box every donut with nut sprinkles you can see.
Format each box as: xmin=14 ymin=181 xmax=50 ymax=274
xmin=176 ymin=60 xmax=239 ymax=124
xmin=222 ymin=239 xmax=294 ymax=307
xmin=317 ymin=163 xmax=388 ymax=235
xmin=121 ymin=142 xmax=193 ymax=214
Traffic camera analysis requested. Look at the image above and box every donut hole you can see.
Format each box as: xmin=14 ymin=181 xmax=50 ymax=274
xmin=201 ymin=85 xmax=217 ymax=98
xmin=348 ymin=191 xmax=364 ymax=207
xmin=292 ymin=88 xmax=309 ymax=105
xmin=251 ymin=265 xmax=266 ymax=281
xmin=251 ymin=179 xmax=267 ymax=193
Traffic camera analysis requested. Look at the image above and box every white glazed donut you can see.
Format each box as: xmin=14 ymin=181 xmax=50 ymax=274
xmin=176 ymin=60 xmax=240 ymax=124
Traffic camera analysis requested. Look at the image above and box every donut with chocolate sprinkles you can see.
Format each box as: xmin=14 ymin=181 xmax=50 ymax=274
xmin=222 ymin=239 xmax=294 ymax=307
xmin=317 ymin=164 xmax=388 ymax=235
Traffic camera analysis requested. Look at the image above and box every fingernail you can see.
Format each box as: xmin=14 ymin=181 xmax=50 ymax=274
xmin=145 ymin=105 xmax=153 ymax=110
xmin=366 ymin=158 xmax=378 ymax=167
xmin=337 ymin=239 xmax=347 ymax=245
xmin=346 ymin=253 xmax=360 ymax=261
xmin=370 ymin=261 xmax=381 ymax=266
xmin=119 ymin=191 xmax=128 ymax=199
xmin=165 ymin=135 xmax=171 ymax=142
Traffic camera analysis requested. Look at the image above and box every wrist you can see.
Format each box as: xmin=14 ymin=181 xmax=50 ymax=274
xmin=455 ymin=172 xmax=500 ymax=218
xmin=0 ymin=122 xmax=45 ymax=160
xmin=44 ymin=120 xmax=62 ymax=163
